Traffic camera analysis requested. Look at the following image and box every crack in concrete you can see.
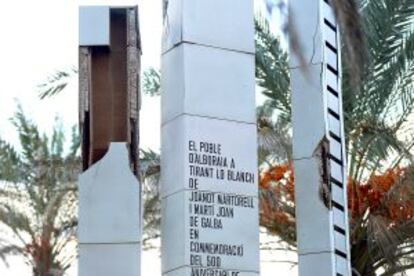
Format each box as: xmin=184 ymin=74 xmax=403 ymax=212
xmin=299 ymin=250 xmax=333 ymax=256
xmin=288 ymin=62 xmax=323 ymax=70
xmin=162 ymin=112 xmax=256 ymax=128
xmin=309 ymin=7 xmax=321 ymax=65
xmin=292 ymin=156 xmax=314 ymax=162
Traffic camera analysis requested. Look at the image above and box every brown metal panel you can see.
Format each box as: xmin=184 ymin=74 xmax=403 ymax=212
xmin=90 ymin=46 xmax=112 ymax=164
xmin=80 ymin=7 xmax=141 ymax=174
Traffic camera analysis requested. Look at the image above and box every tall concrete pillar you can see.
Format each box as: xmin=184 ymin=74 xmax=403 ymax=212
xmin=161 ymin=1 xmax=259 ymax=275
xmin=78 ymin=6 xmax=142 ymax=276
xmin=290 ymin=1 xmax=351 ymax=276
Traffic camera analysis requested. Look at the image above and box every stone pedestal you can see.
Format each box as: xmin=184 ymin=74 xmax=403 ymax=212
xmin=161 ymin=1 xmax=259 ymax=275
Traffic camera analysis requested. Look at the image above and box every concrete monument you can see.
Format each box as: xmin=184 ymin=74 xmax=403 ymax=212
xmin=290 ymin=1 xmax=352 ymax=275
xmin=78 ymin=6 xmax=142 ymax=276
xmin=161 ymin=1 xmax=259 ymax=275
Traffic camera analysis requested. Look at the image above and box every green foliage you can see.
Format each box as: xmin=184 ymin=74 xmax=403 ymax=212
xmin=256 ymin=17 xmax=292 ymax=166
xmin=257 ymin=104 xmax=292 ymax=166
xmin=142 ymin=67 xmax=161 ymax=96
xmin=37 ymin=68 xmax=77 ymax=99
xmin=345 ymin=0 xmax=414 ymax=180
xmin=139 ymin=149 xmax=161 ymax=248
xmin=0 ymin=106 xmax=80 ymax=275
xmin=255 ymin=18 xmax=291 ymax=124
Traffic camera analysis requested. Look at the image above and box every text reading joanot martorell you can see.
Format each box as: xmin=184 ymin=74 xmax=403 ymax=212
xmin=187 ymin=140 xmax=256 ymax=276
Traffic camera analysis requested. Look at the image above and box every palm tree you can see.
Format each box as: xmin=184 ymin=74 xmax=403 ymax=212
xmin=0 ymin=106 xmax=80 ymax=275
xmin=139 ymin=149 xmax=161 ymax=248
xmin=257 ymin=0 xmax=414 ymax=274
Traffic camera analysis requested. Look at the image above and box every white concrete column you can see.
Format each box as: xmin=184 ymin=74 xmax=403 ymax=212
xmin=78 ymin=143 xmax=141 ymax=276
xmin=161 ymin=1 xmax=259 ymax=275
xmin=290 ymin=1 xmax=351 ymax=276
xmin=78 ymin=6 xmax=142 ymax=275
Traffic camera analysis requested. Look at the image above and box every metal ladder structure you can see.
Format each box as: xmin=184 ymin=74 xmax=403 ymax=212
xmin=322 ymin=1 xmax=352 ymax=275
xmin=290 ymin=0 xmax=352 ymax=275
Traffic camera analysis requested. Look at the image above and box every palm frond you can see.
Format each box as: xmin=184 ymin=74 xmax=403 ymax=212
xmin=367 ymin=216 xmax=405 ymax=270
xmin=38 ymin=68 xmax=77 ymax=99
xmin=0 ymin=140 xmax=23 ymax=183
xmin=255 ymin=18 xmax=291 ymax=122
xmin=139 ymin=149 xmax=161 ymax=248
xmin=0 ymin=203 xmax=35 ymax=242
xmin=349 ymin=0 xmax=414 ymax=117
xmin=0 ymin=244 xmax=25 ymax=266
xmin=257 ymin=105 xmax=292 ymax=165
xmin=68 ymin=125 xmax=80 ymax=158
xmin=50 ymin=119 xmax=65 ymax=158
xmin=11 ymin=105 xmax=47 ymax=164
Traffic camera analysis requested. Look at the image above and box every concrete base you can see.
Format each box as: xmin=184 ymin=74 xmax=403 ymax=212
xmin=78 ymin=143 xmax=141 ymax=276
xmin=79 ymin=243 xmax=140 ymax=276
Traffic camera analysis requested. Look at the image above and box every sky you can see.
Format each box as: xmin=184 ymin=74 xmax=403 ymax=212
xmin=0 ymin=0 xmax=297 ymax=275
